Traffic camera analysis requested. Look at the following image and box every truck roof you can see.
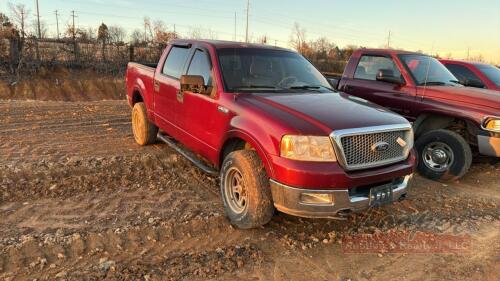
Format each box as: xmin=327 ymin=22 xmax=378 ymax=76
xmin=354 ymin=48 xmax=424 ymax=56
xmin=439 ymin=59 xmax=492 ymax=67
xmin=170 ymin=39 xmax=292 ymax=52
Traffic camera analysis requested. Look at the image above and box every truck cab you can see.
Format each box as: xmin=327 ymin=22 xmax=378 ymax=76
xmin=338 ymin=49 xmax=500 ymax=181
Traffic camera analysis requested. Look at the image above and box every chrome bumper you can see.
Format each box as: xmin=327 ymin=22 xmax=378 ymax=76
xmin=270 ymin=174 xmax=412 ymax=219
xmin=478 ymin=135 xmax=500 ymax=157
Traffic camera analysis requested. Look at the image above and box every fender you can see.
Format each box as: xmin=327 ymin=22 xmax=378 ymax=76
xmin=413 ymin=109 xmax=480 ymax=137
xmin=132 ymin=78 xmax=155 ymax=121
xmin=220 ymin=126 xmax=276 ymax=179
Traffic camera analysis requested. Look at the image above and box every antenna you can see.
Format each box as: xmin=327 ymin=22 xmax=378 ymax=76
xmin=421 ymin=42 xmax=434 ymax=99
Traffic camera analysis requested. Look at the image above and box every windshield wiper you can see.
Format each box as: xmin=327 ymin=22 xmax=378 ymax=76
xmin=232 ymin=85 xmax=281 ymax=90
xmin=419 ymin=81 xmax=447 ymax=86
xmin=288 ymin=85 xmax=334 ymax=91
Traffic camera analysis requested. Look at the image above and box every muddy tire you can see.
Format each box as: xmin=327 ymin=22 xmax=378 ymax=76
xmin=131 ymin=102 xmax=158 ymax=146
xmin=220 ymin=150 xmax=274 ymax=229
xmin=415 ymin=129 xmax=472 ymax=182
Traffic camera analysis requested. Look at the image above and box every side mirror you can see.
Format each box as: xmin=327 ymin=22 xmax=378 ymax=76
xmin=464 ymin=78 xmax=484 ymax=88
xmin=180 ymin=75 xmax=206 ymax=94
xmin=376 ymin=69 xmax=404 ymax=85
xmin=327 ymin=78 xmax=339 ymax=89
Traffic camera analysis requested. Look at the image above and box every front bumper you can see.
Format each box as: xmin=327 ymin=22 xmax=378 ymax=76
xmin=478 ymin=135 xmax=500 ymax=157
xmin=270 ymin=174 xmax=412 ymax=218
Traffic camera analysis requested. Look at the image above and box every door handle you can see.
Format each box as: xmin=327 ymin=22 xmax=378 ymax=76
xmin=176 ymin=90 xmax=184 ymax=103
xmin=153 ymin=80 xmax=160 ymax=92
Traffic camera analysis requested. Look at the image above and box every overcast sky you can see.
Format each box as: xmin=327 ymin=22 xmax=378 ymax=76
xmin=2 ymin=0 xmax=499 ymax=63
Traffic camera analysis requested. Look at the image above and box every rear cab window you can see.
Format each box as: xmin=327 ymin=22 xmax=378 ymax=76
xmin=445 ymin=64 xmax=484 ymax=86
xmin=354 ymin=55 xmax=401 ymax=81
xmin=162 ymin=46 xmax=191 ymax=79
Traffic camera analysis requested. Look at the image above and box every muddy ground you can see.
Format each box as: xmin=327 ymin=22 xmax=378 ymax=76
xmin=0 ymin=100 xmax=499 ymax=281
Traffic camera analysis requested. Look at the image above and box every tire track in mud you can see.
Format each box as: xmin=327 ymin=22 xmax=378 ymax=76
xmin=1 ymin=100 xmax=499 ymax=280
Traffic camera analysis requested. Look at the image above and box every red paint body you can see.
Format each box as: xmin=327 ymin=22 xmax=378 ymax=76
xmin=338 ymin=49 xmax=500 ymax=142
xmin=440 ymin=59 xmax=500 ymax=91
xmin=126 ymin=41 xmax=415 ymax=190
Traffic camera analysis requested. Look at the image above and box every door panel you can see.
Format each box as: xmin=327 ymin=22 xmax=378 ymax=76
xmin=175 ymin=48 xmax=226 ymax=162
xmin=153 ymin=45 xmax=191 ymax=136
xmin=344 ymin=78 xmax=415 ymax=118
xmin=342 ymin=55 xmax=416 ymax=118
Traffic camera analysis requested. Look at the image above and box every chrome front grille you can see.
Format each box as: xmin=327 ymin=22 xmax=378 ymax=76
xmin=331 ymin=124 xmax=413 ymax=171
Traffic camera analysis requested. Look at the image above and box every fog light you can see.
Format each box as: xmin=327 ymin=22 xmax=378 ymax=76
xmin=300 ymin=193 xmax=333 ymax=205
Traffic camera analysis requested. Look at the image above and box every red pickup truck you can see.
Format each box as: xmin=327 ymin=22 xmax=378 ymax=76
xmin=440 ymin=59 xmax=500 ymax=91
xmin=126 ymin=40 xmax=415 ymax=229
xmin=336 ymin=49 xmax=500 ymax=181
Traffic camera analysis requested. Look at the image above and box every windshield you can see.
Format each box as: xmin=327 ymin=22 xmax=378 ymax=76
xmin=217 ymin=48 xmax=332 ymax=93
xmin=477 ymin=64 xmax=500 ymax=86
xmin=399 ymin=54 xmax=459 ymax=86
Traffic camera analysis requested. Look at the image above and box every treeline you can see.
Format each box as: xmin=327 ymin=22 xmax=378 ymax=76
xmin=2 ymin=8 xmax=356 ymax=77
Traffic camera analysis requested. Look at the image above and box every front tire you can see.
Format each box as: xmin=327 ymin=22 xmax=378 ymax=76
xmin=415 ymin=129 xmax=472 ymax=182
xmin=220 ymin=150 xmax=274 ymax=229
xmin=132 ymin=102 xmax=158 ymax=146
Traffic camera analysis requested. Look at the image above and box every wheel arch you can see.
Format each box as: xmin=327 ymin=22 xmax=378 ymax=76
xmin=413 ymin=112 xmax=480 ymax=140
xmin=218 ymin=130 xmax=275 ymax=179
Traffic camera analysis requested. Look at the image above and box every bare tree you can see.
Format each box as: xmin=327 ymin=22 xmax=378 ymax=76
xmin=97 ymin=23 xmax=109 ymax=60
xmin=143 ymin=17 xmax=153 ymax=42
xmin=108 ymin=25 xmax=126 ymax=44
xmin=289 ymin=22 xmax=307 ymax=54
xmin=130 ymin=28 xmax=143 ymax=45
xmin=188 ymin=27 xmax=203 ymax=39
xmin=8 ymin=3 xmax=29 ymax=40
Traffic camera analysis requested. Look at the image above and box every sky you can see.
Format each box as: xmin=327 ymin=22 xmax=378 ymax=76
xmin=2 ymin=0 xmax=499 ymax=64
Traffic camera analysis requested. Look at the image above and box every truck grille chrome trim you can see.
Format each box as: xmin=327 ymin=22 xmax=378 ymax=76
xmin=330 ymin=124 xmax=413 ymax=171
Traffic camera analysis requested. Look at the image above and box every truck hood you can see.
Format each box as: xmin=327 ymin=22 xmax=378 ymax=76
xmin=423 ymin=86 xmax=500 ymax=110
xmin=242 ymin=92 xmax=409 ymax=133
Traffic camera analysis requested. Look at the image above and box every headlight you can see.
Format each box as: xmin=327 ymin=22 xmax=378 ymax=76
xmin=280 ymin=135 xmax=337 ymax=162
xmin=483 ymin=117 xmax=500 ymax=132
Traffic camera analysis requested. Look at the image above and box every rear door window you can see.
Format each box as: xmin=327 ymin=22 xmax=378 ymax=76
xmin=187 ymin=49 xmax=212 ymax=85
xmin=162 ymin=46 xmax=191 ymax=79
xmin=445 ymin=64 xmax=483 ymax=86
xmin=354 ymin=55 xmax=401 ymax=81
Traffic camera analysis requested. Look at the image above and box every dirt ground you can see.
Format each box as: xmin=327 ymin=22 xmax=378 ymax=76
xmin=0 ymin=100 xmax=499 ymax=281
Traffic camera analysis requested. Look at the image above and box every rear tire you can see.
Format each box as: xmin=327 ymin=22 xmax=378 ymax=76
xmin=415 ymin=129 xmax=472 ymax=182
xmin=220 ymin=150 xmax=274 ymax=229
xmin=132 ymin=102 xmax=158 ymax=146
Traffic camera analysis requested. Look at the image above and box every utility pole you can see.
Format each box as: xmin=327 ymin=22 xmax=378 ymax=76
xmin=387 ymin=30 xmax=391 ymax=49
xmin=54 ymin=10 xmax=60 ymax=40
xmin=71 ymin=10 xmax=76 ymax=40
xmin=35 ymin=0 xmax=41 ymax=39
xmin=35 ymin=0 xmax=41 ymax=61
xmin=245 ymin=0 xmax=249 ymax=43
xmin=71 ymin=10 xmax=77 ymax=61
xmin=144 ymin=21 xmax=147 ymax=42
xmin=234 ymin=12 xmax=237 ymax=41
xmin=467 ymin=47 xmax=470 ymax=60
xmin=20 ymin=10 xmax=25 ymax=41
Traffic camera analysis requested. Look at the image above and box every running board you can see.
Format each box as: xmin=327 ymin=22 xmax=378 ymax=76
xmin=157 ymin=133 xmax=218 ymax=176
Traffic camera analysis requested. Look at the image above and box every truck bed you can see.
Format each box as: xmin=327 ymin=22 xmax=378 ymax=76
xmin=126 ymin=62 xmax=156 ymax=108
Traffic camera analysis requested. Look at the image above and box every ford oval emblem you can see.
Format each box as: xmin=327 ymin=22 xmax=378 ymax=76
xmin=371 ymin=141 xmax=390 ymax=152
